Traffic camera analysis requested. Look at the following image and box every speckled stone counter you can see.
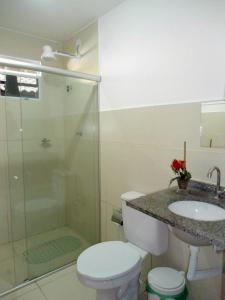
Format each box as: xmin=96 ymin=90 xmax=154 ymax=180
xmin=127 ymin=180 xmax=225 ymax=249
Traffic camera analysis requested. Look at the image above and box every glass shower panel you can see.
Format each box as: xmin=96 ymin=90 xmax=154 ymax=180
xmin=20 ymin=72 xmax=66 ymax=279
xmin=3 ymin=84 xmax=28 ymax=289
xmin=0 ymin=93 xmax=16 ymax=293
xmin=20 ymin=73 xmax=100 ymax=279
xmin=64 ymin=78 xmax=100 ymax=247
xmin=0 ymin=66 xmax=99 ymax=290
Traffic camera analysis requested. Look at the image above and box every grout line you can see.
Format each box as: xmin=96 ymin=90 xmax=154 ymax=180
xmin=99 ymin=98 xmax=225 ymax=112
xmin=36 ymin=280 xmax=43 ymax=290
xmin=37 ymin=285 xmax=48 ymax=300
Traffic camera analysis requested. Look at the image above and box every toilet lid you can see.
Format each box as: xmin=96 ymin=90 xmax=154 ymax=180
xmin=77 ymin=241 xmax=141 ymax=280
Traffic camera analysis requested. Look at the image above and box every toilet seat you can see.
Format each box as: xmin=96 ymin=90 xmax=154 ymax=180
xmin=77 ymin=241 xmax=142 ymax=289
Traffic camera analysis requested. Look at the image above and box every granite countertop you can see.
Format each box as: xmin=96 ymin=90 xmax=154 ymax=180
xmin=127 ymin=180 xmax=225 ymax=249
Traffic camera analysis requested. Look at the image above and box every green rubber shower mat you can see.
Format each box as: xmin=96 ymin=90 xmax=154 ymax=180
xmin=23 ymin=236 xmax=81 ymax=264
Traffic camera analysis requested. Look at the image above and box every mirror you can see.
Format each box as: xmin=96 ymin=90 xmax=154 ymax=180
xmin=200 ymin=101 xmax=225 ymax=148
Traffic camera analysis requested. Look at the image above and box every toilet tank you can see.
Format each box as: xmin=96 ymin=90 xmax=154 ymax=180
xmin=121 ymin=191 xmax=168 ymax=255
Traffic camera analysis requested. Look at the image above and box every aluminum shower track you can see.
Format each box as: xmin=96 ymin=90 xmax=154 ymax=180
xmin=0 ymin=56 xmax=101 ymax=82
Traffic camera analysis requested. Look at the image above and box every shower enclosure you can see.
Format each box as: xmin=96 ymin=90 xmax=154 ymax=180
xmin=0 ymin=57 xmax=100 ymax=295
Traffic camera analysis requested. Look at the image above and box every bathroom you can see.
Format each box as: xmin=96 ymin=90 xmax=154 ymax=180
xmin=0 ymin=0 xmax=224 ymax=299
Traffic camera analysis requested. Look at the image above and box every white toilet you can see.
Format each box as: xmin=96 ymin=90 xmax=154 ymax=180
xmin=77 ymin=192 xmax=168 ymax=300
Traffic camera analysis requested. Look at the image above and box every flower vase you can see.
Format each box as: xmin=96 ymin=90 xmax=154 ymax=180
xmin=177 ymin=178 xmax=189 ymax=190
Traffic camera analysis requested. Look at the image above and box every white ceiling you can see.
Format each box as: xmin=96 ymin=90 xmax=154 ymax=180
xmin=0 ymin=0 xmax=125 ymax=42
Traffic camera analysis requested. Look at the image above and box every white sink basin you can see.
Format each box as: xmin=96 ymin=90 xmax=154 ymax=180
xmin=168 ymin=201 xmax=225 ymax=221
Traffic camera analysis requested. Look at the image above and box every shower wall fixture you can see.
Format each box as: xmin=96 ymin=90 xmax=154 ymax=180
xmin=41 ymin=39 xmax=82 ymax=61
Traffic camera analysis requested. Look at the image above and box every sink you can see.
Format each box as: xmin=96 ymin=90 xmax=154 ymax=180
xmin=168 ymin=200 xmax=225 ymax=246
xmin=168 ymin=200 xmax=225 ymax=221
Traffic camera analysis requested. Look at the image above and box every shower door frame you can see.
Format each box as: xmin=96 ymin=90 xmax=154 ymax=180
xmin=0 ymin=56 xmax=101 ymax=82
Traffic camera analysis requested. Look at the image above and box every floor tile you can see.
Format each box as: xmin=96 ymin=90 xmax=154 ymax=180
xmin=13 ymin=288 xmax=46 ymax=300
xmin=0 ymin=264 xmax=148 ymax=300
xmin=37 ymin=264 xmax=76 ymax=286
xmin=38 ymin=268 xmax=95 ymax=300
xmin=1 ymin=284 xmax=39 ymax=300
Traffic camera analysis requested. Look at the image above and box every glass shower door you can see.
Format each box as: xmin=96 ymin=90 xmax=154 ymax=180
xmin=3 ymin=73 xmax=28 ymax=289
xmin=0 ymin=85 xmax=18 ymax=293
xmin=20 ymin=72 xmax=100 ymax=279
xmin=0 ymin=66 xmax=99 ymax=293
xmin=19 ymin=72 xmax=66 ymax=279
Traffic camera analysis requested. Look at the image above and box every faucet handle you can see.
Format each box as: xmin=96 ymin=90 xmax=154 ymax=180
xmin=207 ymin=168 xmax=213 ymax=179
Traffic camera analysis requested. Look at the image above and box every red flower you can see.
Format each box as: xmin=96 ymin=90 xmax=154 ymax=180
xmin=171 ymin=159 xmax=182 ymax=171
xmin=170 ymin=158 xmax=191 ymax=185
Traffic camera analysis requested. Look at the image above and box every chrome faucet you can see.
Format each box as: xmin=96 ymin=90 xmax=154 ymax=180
xmin=207 ymin=166 xmax=223 ymax=198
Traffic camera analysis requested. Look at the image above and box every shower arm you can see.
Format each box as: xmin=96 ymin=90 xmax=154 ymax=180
xmin=54 ymin=39 xmax=82 ymax=60
xmin=53 ymin=50 xmax=81 ymax=60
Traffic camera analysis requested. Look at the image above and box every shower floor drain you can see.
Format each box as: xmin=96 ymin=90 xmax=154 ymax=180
xmin=23 ymin=236 xmax=81 ymax=264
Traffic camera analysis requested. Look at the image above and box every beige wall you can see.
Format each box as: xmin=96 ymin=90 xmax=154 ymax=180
xmin=100 ymin=102 xmax=224 ymax=300
xmin=63 ymin=22 xmax=98 ymax=75
xmin=0 ymin=27 xmax=62 ymax=67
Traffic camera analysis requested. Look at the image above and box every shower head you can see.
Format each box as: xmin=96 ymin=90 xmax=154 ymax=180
xmin=41 ymin=45 xmax=56 ymax=61
xmin=41 ymin=40 xmax=82 ymax=61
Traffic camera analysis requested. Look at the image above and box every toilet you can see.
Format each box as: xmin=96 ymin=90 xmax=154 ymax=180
xmin=77 ymin=192 xmax=168 ymax=300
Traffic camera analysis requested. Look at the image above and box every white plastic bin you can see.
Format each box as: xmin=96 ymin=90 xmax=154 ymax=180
xmin=147 ymin=267 xmax=188 ymax=300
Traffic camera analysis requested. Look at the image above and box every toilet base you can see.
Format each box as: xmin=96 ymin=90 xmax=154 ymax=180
xmin=96 ymin=274 xmax=139 ymax=300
